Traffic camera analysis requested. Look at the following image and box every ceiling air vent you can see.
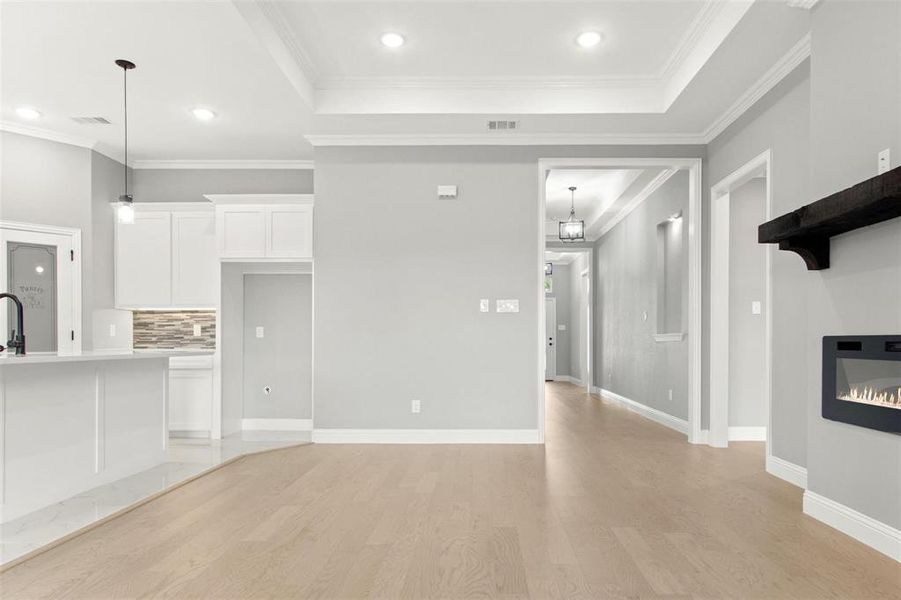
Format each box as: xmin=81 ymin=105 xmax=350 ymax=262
xmin=487 ymin=120 xmax=518 ymax=131
xmin=71 ymin=116 xmax=111 ymax=125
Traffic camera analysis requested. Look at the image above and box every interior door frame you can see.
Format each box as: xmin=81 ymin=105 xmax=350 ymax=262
xmin=0 ymin=221 xmax=82 ymax=354
xmin=544 ymin=296 xmax=557 ymax=381
xmin=709 ymin=149 xmax=772 ymax=451
xmin=538 ymin=158 xmax=702 ymax=445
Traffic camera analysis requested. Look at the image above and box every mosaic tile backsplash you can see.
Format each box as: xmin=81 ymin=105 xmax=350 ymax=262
xmin=133 ymin=311 xmax=216 ymax=350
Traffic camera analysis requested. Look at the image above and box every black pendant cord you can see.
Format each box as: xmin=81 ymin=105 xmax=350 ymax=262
xmin=123 ymin=63 xmax=128 ymax=195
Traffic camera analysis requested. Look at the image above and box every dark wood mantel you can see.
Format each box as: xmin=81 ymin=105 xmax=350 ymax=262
xmin=758 ymin=165 xmax=901 ymax=270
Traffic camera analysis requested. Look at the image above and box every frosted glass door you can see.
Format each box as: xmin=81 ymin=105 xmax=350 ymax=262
xmin=7 ymin=242 xmax=57 ymax=352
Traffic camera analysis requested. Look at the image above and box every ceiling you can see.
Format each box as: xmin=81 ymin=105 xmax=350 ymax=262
xmin=546 ymin=168 xmax=643 ymax=228
xmin=545 ymin=251 xmax=583 ymax=265
xmin=0 ymin=1 xmax=813 ymax=162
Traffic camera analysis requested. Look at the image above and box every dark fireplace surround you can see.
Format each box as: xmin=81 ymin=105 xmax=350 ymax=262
xmin=823 ymin=336 xmax=901 ymax=434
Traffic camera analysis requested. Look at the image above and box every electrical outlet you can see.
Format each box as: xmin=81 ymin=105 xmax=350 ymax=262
xmin=255 ymin=326 xmax=264 ymax=339
xmin=642 ymin=311 xmax=648 ymax=322
xmin=411 ymin=399 xmax=421 ymax=414
xmin=108 ymin=324 xmax=116 ymax=337
xmin=668 ymin=389 xmax=673 ymax=402
xmin=878 ymin=148 xmax=891 ymax=175
xmin=480 ymin=299 xmax=489 ymax=313
xmin=193 ymin=324 xmax=202 ymax=337
xmin=751 ymin=301 xmax=762 ymax=315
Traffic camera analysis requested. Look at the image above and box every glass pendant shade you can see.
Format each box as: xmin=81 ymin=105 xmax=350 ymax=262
xmin=559 ymin=186 xmax=585 ymax=242
xmin=117 ymin=194 xmax=135 ymax=224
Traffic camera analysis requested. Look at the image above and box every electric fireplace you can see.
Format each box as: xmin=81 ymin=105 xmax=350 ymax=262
xmin=823 ymin=336 xmax=901 ymax=434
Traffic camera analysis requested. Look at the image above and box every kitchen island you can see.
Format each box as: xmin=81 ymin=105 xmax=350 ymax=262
xmin=0 ymin=350 xmax=212 ymax=522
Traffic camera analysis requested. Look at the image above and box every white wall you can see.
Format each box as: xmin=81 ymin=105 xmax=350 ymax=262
xmin=728 ymin=178 xmax=767 ymax=428
xmin=132 ymin=168 xmax=313 ymax=202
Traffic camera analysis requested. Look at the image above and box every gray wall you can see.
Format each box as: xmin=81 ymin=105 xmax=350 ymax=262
xmin=0 ymin=131 xmax=128 ymax=350
xmin=312 ymin=145 xmax=704 ymax=431
xmin=243 ymin=274 xmax=313 ymax=420
xmin=133 ymin=168 xmax=313 ymax=202
xmin=805 ymin=0 xmax=900 ymax=529
xmin=728 ymin=178 xmax=766 ymax=428
xmin=706 ymin=62 xmax=811 ymax=466
xmin=594 ymin=170 xmax=690 ymax=421
xmin=545 ymin=262 xmax=571 ymax=378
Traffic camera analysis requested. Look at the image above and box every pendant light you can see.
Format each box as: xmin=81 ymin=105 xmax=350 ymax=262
xmin=114 ymin=59 xmax=136 ymax=224
xmin=559 ymin=186 xmax=585 ymax=242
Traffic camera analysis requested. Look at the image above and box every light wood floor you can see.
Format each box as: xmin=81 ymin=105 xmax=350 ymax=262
xmin=2 ymin=383 xmax=899 ymax=599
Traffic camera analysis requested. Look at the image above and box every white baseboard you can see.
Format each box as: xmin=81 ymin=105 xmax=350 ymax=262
xmin=311 ymin=429 xmax=541 ymax=444
xmin=803 ymin=491 xmax=901 ymax=562
xmin=242 ymin=418 xmax=313 ymax=431
xmin=553 ymin=375 xmax=584 ymax=386
xmin=728 ymin=426 xmax=766 ymax=441
xmin=766 ymin=455 xmax=807 ymax=489
xmin=598 ymin=388 xmax=689 ymax=435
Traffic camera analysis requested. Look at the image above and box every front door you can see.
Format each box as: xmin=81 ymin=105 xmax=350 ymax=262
xmin=545 ymin=298 xmax=556 ymax=381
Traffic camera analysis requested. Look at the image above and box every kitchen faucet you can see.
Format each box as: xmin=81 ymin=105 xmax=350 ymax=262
xmin=0 ymin=293 xmax=26 ymax=355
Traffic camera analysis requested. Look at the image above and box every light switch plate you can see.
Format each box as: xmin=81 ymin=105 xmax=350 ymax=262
xmin=255 ymin=326 xmax=265 ymax=338
xmin=751 ymin=301 xmax=762 ymax=315
xmin=437 ymin=185 xmax=458 ymax=199
xmin=411 ymin=399 xmax=421 ymax=413
xmin=878 ymin=148 xmax=891 ymax=175
xmin=109 ymin=324 xmax=116 ymax=337
xmin=193 ymin=324 xmax=202 ymax=337
xmin=480 ymin=299 xmax=490 ymax=313
xmin=496 ymin=299 xmax=519 ymax=313
xmin=558 ymin=324 xmax=566 ymax=331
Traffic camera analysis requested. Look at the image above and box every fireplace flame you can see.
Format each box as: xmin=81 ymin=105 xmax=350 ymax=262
xmin=838 ymin=386 xmax=901 ymax=410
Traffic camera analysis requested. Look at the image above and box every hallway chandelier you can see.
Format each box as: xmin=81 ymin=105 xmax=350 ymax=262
xmin=559 ymin=186 xmax=585 ymax=242
xmin=114 ymin=59 xmax=136 ymax=224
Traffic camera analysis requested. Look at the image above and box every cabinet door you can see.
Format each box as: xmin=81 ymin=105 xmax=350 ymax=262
xmin=217 ymin=207 xmax=266 ymax=258
xmin=172 ymin=212 xmax=216 ymax=307
xmin=116 ymin=212 xmax=172 ymax=308
xmin=267 ymin=205 xmax=313 ymax=258
xmin=168 ymin=369 xmax=212 ymax=432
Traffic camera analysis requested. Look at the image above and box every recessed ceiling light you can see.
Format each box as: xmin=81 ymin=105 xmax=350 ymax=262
xmin=576 ymin=31 xmax=603 ymax=49
xmin=192 ymin=107 xmax=216 ymax=121
xmin=380 ymin=32 xmax=405 ymax=48
xmin=16 ymin=106 xmax=41 ymax=120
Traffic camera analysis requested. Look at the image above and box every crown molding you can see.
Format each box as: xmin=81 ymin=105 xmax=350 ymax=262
xmin=131 ymin=159 xmax=314 ymax=170
xmin=0 ymin=120 xmax=97 ymax=150
xmin=304 ymin=132 xmax=707 ymax=147
xmin=702 ymin=33 xmax=811 ymax=143
xmin=786 ymin=0 xmax=820 ymax=9
xmin=231 ymin=0 xmax=315 ymax=106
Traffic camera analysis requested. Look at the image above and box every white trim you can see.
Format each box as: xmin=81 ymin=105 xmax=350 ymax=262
xmin=553 ymin=375 xmax=584 ymax=386
xmin=242 ymin=418 xmax=312 ymax=431
xmin=803 ymin=491 xmax=901 ymax=562
xmin=766 ymin=455 xmax=808 ymax=489
xmin=709 ymin=150 xmax=772 ymax=450
xmin=653 ymin=332 xmax=686 ymax=343
xmin=594 ymin=169 xmax=679 ymax=240
xmin=786 ymin=0 xmax=820 ymax=9
xmin=728 ymin=426 xmax=766 ymax=441
xmin=0 ymin=120 xmax=96 ymax=150
xmin=204 ymin=193 xmax=314 ymax=205
xmin=305 ymin=133 xmax=707 ymax=147
xmin=132 ymin=160 xmax=314 ymax=170
xmin=134 ymin=202 xmax=213 ymax=212
xmin=703 ymin=34 xmax=811 ymax=143
xmin=311 ymin=429 xmax=541 ymax=444
xmin=598 ymin=388 xmax=689 ymax=435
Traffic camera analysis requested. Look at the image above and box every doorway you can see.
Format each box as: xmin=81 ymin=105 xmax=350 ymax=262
xmin=0 ymin=221 xmax=82 ymax=354
xmin=709 ymin=150 xmax=772 ymax=450
xmin=545 ymin=297 xmax=556 ymax=381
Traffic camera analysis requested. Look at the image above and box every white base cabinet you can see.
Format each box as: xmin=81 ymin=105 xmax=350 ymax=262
xmin=168 ymin=355 xmax=213 ymax=435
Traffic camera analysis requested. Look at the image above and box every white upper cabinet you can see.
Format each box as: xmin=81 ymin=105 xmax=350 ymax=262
xmin=116 ymin=204 xmax=217 ymax=309
xmin=206 ymin=194 xmax=313 ymax=260
xmin=115 ymin=211 xmax=172 ymax=308
xmin=172 ymin=212 xmax=217 ymax=306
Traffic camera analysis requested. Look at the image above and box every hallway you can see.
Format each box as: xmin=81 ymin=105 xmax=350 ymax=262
xmin=1 ymin=383 xmax=898 ymax=599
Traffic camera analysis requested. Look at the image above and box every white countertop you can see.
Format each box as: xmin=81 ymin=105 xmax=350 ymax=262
xmin=0 ymin=349 xmax=214 ymax=366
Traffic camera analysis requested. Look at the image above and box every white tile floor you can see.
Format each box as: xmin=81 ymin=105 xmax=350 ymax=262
xmin=0 ymin=431 xmax=311 ymax=566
